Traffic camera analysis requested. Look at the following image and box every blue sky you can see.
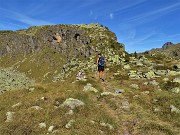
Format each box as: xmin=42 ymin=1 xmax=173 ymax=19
xmin=0 ymin=0 xmax=180 ymax=52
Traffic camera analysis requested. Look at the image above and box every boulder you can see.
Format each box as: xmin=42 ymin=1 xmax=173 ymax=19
xmin=100 ymin=92 xmax=118 ymax=96
xmin=48 ymin=126 xmax=55 ymax=132
xmin=123 ymin=65 xmax=131 ymax=70
xmin=39 ymin=122 xmax=46 ymax=128
xmin=5 ymin=112 xmax=15 ymax=122
xmin=65 ymin=119 xmax=75 ymax=129
xmin=122 ymin=100 xmax=130 ymax=110
xmin=31 ymin=106 xmax=43 ymax=110
xmin=12 ymin=102 xmax=22 ymax=108
xmin=130 ymin=84 xmax=139 ymax=90
xmin=115 ymin=89 xmax=125 ymax=94
xmin=60 ymin=98 xmax=85 ymax=109
xmin=83 ymin=83 xmax=98 ymax=93
xmin=170 ymin=105 xmax=180 ymax=113
xmin=155 ymin=70 xmax=167 ymax=76
xmin=173 ymin=77 xmax=180 ymax=84
xmin=144 ymin=71 xmax=157 ymax=79
xmin=171 ymin=87 xmax=180 ymax=93
xmin=100 ymin=122 xmax=114 ymax=130
xmin=168 ymin=70 xmax=180 ymax=76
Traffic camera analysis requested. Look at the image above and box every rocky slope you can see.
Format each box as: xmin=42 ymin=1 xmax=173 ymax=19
xmin=0 ymin=24 xmax=180 ymax=135
xmin=144 ymin=42 xmax=180 ymax=59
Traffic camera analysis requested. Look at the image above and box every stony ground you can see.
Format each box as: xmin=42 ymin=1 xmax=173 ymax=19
xmin=0 ymin=53 xmax=180 ymax=135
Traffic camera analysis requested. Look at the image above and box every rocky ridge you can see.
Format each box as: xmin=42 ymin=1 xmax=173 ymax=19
xmin=144 ymin=42 xmax=180 ymax=59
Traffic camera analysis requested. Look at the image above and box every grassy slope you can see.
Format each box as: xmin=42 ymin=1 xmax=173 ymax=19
xmin=0 ymin=25 xmax=179 ymax=135
xmin=0 ymin=56 xmax=180 ymax=134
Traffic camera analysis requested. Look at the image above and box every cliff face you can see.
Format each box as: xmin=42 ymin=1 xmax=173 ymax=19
xmin=0 ymin=24 xmax=124 ymax=58
xmin=0 ymin=24 xmax=125 ymax=82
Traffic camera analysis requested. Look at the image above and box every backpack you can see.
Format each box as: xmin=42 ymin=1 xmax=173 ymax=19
xmin=98 ymin=56 xmax=105 ymax=66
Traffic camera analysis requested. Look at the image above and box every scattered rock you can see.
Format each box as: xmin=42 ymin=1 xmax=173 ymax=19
xmin=65 ymin=119 xmax=75 ymax=129
xmin=130 ymin=84 xmax=139 ymax=90
xmin=100 ymin=92 xmax=118 ymax=96
xmin=115 ymin=89 xmax=124 ymax=94
xmin=154 ymin=107 xmax=161 ymax=112
xmin=168 ymin=70 xmax=180 ymax=76
xmin=83 ymin=83 xmax=98 ymax=93
xmin=31 ymin=106 xmax=43 ymax=110
xmin=133 ymin=95 xmax=139 ymax=98
xmin=163 ymin=78 xmax=169 ymax=81
xmin=66 ymin=110 xmax=74 ymax=115
xmin=136 ymin=61 xmax=143 ymax=66
xmin=39 ymin=122 xmax=46 ymax=128
xmin=170 ymin=105 xmax=180 ymax=113
xmin=124 ymin=130 xmax=130 ymax=135
xmin=60 ymin=98 xmax=85 ymax=109
xmin=48 ymin=126 xmax=55 ymax=132
xmin=173 ymin=77 xmax=180 ymax=83
xmin=29 ymin=87 xmax=35 ymax=92
xmin=171 ymin=87 xmax=180 ymax=93
xmin=0 ymin=68 xmax=35 ymax=93
xmin=142 ymin=91 xmax=150 ymax=94
xmin=144 ymin=71 xmax=157 ymax=79
xmin=90 ymin=120 xmax=95 ymax=124
xmin=100 ymin=122 xmax=114 ymax=130
xmin=154 ymin=70 xmax=167 ymax=76
xmin=12 ymin=102 xmax=22 ymax=108
xmin=123 ymin=65 xmax=131 ymax=70
xmin=122 ymin=100 xmax=130 ymax=110
xmin=40 ymin=97 xmax=48 ymax=100
xmin=5 ymin=112 xmax=15 ymax=122
xmin=173 ymin=64 xmax=180 ymax=71
xmin=149 ymin=80 xmax=159 ymax=86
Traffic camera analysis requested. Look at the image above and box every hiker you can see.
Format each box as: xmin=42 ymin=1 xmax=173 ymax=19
xmin=96 ymin=53 xmax=106 ymax=81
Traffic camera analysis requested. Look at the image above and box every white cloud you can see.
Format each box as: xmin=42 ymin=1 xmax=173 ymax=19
xmin=0 ymin=7 xmax=53 ymax=27
xmin=110 ymin=13 xmax=114 ymax=19
xmin=120 ymin=2 xmax=180 ymax=25
xmin=127 ymin=30 xmax=136 ymax=39
xmin=89 ymin=10 xmax=93 ymax=16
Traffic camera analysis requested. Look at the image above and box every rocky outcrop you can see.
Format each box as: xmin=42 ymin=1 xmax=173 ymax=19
xmin=162 ymin=42 xmax=174 ymax=49
xmin=0 ymin=24 xmax=124 ymax=59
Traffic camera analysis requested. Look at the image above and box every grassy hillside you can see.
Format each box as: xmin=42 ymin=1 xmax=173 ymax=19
xmin=0 ymin=24 xmax=180 ymax=135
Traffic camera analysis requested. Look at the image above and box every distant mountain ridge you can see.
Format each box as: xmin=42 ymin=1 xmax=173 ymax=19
xmin=144 ymin=42 xmax=180 ymax=59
